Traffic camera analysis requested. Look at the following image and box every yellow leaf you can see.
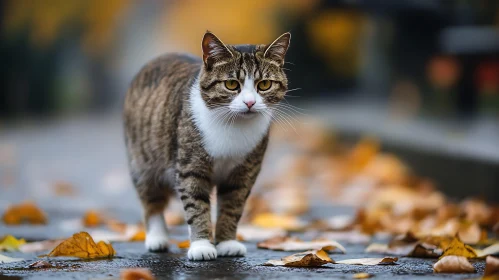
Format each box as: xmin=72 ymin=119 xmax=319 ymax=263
xmin=2 ymin=201 xmax=47 ymax=225
xmin=263 ymin=248 xmax=333 ymax=267
xmin=41 ymin=232 xmax=116 ymax=259
xmin=433 ymin=256 xmax=475 ymax=273
xmin=335 ymin=257 xmax=398 ymax=265
xmin=440 ymin=237 xmax=477 ymax=259
xmin=353 ymin=273 xmax=372 ymax=279
xmin=0 ymin=235 xmax=26 ymax=252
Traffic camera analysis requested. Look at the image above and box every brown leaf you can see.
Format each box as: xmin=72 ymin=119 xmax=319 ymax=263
xmin=121 ymin=268 xmax=156 ymax=280
xmin=263 ymin=248 xmax=333 ymax=267
xmin=335 ymin=257 xmax=398 ymax=265
xmin=433 ymin=256 xmax=475 ymax=273
xmin=484 ymin=256 xmax=499 ymax=278
xmin=28 ymin=260 xmax=54 ymax=269
xmin=41 ymin=232 xmax=116 ymax=259
xmin=457 ymin=222 xmax=483 ymax=245
xmin=440 ymin=237 xmax=477 ymax=259
xmin=257 ymin=236 xmax=346 ymax=253
xmin=2 ymin=201 xmax=47 ymax=225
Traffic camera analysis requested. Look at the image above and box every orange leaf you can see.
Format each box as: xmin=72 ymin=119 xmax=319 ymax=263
xmin=41 ymin=232 xmax=116 ymax=259
xmin=121 ymin=268 xmax=156 ymax=280
xmin=177 ymin=240 xmax=190 ymax=249
xmin=82 ymin=211 xmax=102 ymax=228
xmin=2 ymin=201 xmax=47 ymax=225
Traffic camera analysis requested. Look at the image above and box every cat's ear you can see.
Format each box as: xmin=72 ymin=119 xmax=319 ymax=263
xmin=264 ymin=32 xmax=291 ymax=66
xmin=202 ymin=31 xmax=233 ymax=69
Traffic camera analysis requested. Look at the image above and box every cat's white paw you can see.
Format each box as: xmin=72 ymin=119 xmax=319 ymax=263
xmin=145 ymin=213 xmax=169 ymax=252
xmin=187 ymin=239 xmax=217 ymax=261
xmin=145 ymin=234 xmax=169 ymax=252
xmin=216 ymin=240 xmax=247 ymax=257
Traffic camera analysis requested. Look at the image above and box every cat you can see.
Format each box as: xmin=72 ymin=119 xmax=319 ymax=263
xmin=123 ymin=31 xmax=290 ymax=261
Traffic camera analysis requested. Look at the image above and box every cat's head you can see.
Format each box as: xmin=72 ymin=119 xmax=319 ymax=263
xmin=198 ymin=31 xmax=290 ymax=119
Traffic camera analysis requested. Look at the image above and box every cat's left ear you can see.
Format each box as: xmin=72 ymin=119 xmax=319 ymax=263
xmin=264 ymin=32 xmax=291 ymax=66
xmin=202 ymin=31 xmax=233 ymax=69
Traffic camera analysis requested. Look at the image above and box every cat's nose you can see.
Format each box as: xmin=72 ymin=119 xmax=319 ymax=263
xmin=244 ymin=100 xmax=255 ymax=109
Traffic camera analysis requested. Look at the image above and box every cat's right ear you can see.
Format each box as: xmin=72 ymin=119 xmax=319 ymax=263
xmin=202 ymin=31 xmax=233 ymax=69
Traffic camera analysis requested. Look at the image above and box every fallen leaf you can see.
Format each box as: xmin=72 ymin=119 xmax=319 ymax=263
xmin=0 ymin=253 xmax=23 ymax=263
xmin=441 ymin=237 xmax=478 ymax=259
xmin=484 ymin=256 xmax=499 ymax=278
xmin=0 ymin=235 xmax=26 ymax=251
xmin=236 ymin=225 xmax=286 ymax=241
xmin=28 ymin=260 xmax=54 ymax=269
xmin=458 ymin=222 xmax=484 ymax=245
xmin=353 ymin=273 xmax=372 ymax=279
xmin=177 ymin=240 xmax=190 ymax=249
xmin=41 ymin=232 xmax=116 ymax=259
xmin=251 ymin=213 xmax=305 ymax=231
xmin=82 ymin=211 xmax=103 ymax=228
xmin=121 ymin=268 xmax=156 ymax=280
xmin=257 ymin=236 xmax=346 ymax=253
xmin=129 ymin=230 xmax=145 ymax=242
xmin=477 ymin=243 xmax=499 ymax=258
xmin=335 ymin=257 xmax=398 ymax=265
xmin=433 ymin=256 xmax=475 ymax=273
xmin=2 ymin=201 xmax=47 ymax=225
xmin=263 ymin=248 xmax=333 ymax=267
xmin=20 ymin=239 xmax=64 ymax=253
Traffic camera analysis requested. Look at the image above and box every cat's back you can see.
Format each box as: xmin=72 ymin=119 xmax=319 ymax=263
xmin=126 ymin=53 xmax=201 ymax=102
xmin=124 ymin=53 xmax=201 ymax=167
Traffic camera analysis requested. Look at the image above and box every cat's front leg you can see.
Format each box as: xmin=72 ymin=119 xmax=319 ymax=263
xmin=176 ymin=171 xmax=216 ymax=261
xmin=215 ymin=183 xmax=251 ymax=257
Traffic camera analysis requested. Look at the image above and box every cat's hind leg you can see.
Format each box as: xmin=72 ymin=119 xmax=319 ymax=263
xmin=135 ymin=173 xmax=171 ymax=252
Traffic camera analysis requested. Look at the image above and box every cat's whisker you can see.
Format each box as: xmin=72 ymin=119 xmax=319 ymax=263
xmin=285 ymin=88 xmax=301 ymax=93
xmin=271 ymin=108 xmax=299 ymax=135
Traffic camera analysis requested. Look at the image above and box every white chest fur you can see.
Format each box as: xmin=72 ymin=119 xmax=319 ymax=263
xmin=190 ymin=81 xmax=270 ymax=183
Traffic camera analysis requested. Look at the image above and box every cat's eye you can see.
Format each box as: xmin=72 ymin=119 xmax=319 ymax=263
xmin=257 ymin=80 xmax=272 ymax=91
xmin=224 ymin=80 xmax=239 ymax=91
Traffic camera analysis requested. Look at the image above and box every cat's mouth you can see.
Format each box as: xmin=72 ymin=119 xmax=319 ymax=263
xmin=238 ymin=110 xmax=257 ymax=119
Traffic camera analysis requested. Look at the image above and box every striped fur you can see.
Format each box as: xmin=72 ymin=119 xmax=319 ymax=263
xmin=123 ymin=31 xmax=290 ymax=260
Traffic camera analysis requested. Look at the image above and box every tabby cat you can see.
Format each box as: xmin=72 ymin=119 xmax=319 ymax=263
xmin=123 ymin=31 xmax=291 ymax=261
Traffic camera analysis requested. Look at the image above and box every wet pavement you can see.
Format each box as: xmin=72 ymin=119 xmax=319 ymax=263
xmin=0 ymin=114 xmax=489 ymax=279
xmin=0 ymin=228 xmax=487 ymax=280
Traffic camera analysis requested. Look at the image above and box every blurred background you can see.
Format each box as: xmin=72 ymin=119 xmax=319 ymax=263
xmin=0 ymin=0 xmax=498 ymax=215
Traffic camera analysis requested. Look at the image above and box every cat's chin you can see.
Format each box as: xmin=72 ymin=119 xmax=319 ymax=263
xmin=236 ymin=111 xmax=258 ymax=120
